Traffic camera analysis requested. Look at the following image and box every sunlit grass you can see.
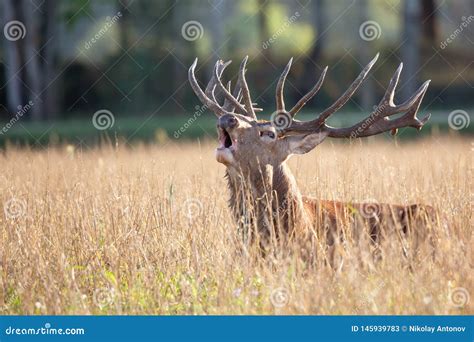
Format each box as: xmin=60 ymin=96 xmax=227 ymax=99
xmin=0 ymin=137 xmax=471 ymax=314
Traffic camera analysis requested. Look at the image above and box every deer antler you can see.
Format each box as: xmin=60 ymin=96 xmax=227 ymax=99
xmin=277 ymin=53 xmax=431 ymax=138
xmin=189 ymin=57 xmax=258 ymax=118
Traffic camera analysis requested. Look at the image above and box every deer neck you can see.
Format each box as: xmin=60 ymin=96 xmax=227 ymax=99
xmin=225 ymin=162 xmax=309 ymax=237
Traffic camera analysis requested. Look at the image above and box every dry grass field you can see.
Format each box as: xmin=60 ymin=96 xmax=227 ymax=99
xmin=0 ymin=137 xmax=472 ymax=315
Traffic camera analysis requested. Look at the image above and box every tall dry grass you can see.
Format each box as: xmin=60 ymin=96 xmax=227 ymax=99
xmin=0 ymin=137 xmax=472 ymax=314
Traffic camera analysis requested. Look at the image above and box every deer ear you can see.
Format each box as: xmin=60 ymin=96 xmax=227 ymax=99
xmin=286 ymin=132 xmax=328 ymax=155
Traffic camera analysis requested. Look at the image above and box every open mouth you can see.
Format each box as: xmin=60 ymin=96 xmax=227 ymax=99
xmin=218 ymin=127 xmax=234 ymax=150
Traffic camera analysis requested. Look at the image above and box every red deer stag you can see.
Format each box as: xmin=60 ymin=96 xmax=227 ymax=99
xmin=188 ymin=54 xmax=436 ymax=261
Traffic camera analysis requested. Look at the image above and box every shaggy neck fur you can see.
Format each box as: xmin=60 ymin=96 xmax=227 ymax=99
xmin=225 ymin=162 xmax=311 ymax=245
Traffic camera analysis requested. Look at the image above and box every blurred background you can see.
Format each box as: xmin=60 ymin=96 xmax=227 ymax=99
xmin=0 ymin=0 xmax=472 ymax=147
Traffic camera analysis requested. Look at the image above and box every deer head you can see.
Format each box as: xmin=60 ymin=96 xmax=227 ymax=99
xmin=188 ymin=54 xmax=431 ymax=174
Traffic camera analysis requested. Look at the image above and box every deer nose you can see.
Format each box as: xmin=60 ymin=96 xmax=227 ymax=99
xmin=218 ymin=114 xmax=238 ymax=129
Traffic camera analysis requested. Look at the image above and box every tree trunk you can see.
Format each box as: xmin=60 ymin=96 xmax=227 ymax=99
xmin=22 ymin=0 xmax=43 ymax=120
xmin=302 ymin=0 xmax=326 ymax=100
xmin=356 ymin=0 xmax=374 ymax=111
xmin=401 ymin=0 xmax=421 ymax=100
xmin=1 ymin=0 xmax=23 ymax=114
xmin=43 ymin=0 xmax=59 ymax=119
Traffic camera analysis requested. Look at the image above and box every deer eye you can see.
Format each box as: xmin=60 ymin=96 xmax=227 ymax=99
xmin=259 ymin=131 xmax=276 ymax=140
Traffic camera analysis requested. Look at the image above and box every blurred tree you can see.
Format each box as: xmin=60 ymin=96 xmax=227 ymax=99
xmin=1 ymin=0 xmax=23 ymax=115
xmin=421 ymin=0 xmax=438 ymax=43
xmin=356 ymin=0 xmax=375 ymax=111
xmin=0 ymin=0 xmax=59 ymax=120
xmin=22 ymin=0 xmax=43 ymax=120
xmin=401 ymin=0 xmax=421 ymax=100
xmin=302 ymin=0 xmax=326 ymax=96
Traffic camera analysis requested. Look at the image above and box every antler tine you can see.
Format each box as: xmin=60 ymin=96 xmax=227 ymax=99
xmin=223 ymin=81 xmax=233 ymax=111
xmin=280 ymin=54 xmax=379 ymax=133
xmin=252 ymin=102 xmax=263 ymax=112
xmin=238 ymin=56 xmax=257 ymax=119
xmin=213 ymin=60 xmax=250 ymax=115
xmin=223 ymin=79 xmax=243 ymax=112
xmin=314 ymin=53 xmax=379 ymax=126
xmin=280 ymin=53 xmax=431 ymax=138
xmin=189 ymin=58 xmax=233 ymax=117
xmin=379 ymin=62 xmax=403 ymax=107
xmin=276 ymin=58 xmax=293 ymax=112
xmin=324 ymin=79 xmax=431 ymax=138
xmin=288 ymin=65 xmax=328 ymax=117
